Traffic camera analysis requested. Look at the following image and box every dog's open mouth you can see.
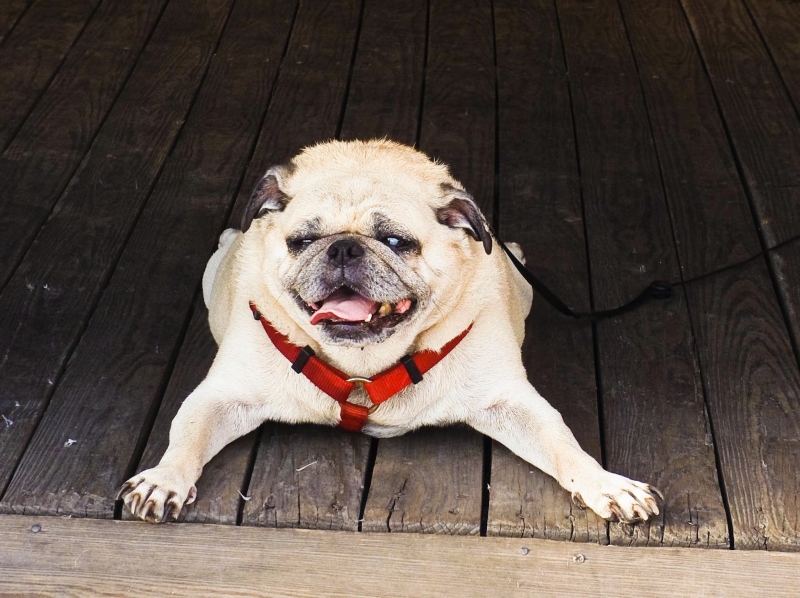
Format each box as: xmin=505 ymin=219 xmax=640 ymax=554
xmin=301 ymin=287 xmax=415 ymax=332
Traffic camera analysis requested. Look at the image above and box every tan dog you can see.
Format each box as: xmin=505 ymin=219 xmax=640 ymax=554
xmin=119 ymin=139 xmax=660 ymax=524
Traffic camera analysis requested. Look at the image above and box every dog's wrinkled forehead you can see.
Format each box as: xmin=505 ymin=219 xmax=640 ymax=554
xmin=242 ymin=140 xmax=493 ymax=254
xmin=283 ymin=146 xmax=450 ymax=226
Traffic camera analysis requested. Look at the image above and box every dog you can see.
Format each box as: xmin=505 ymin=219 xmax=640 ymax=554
xmin=119 ymin=139 xmax=660 ymax=525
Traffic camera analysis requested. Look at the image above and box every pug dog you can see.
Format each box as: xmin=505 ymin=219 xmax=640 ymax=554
xmin=119 ymin=139 xmax=660 ymax=525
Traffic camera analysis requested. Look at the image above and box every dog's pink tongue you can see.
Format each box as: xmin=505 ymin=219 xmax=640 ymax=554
xmin=310 ymin=290 xmax=378 ymax=325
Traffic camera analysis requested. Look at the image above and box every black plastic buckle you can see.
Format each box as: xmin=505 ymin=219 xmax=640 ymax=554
xmin=292 ymin=345 xmax=315 ymax=374
xmin=400 ymin=355 xmax=423 ymax=384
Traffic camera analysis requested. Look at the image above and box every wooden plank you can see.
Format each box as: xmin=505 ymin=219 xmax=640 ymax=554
xmin=339 ymin=0 xmax=426 ymax=145
xmin=0 ymin=0 xmax=31 ymax=45
xmin=362 ymin=427 xmax=483 ymax=534
xmin=743 ymin=0 xmax=800 ymax=110
xmin=686 ymin=260 xmax=800 ymax=550
xmin=772 ymin=240 xmax=800 ymax=362
xmin=0 ymin=0 xmax=101 ymax=151
xmin=417 ymin=0 xmax=495 ymax=213
xmin=680 ymin=0 xmax=800 ymax=248
xmin=2 ymin=515 xmax=800 ymax=597
xmin=0 ymin=0 xmax=169 ymax=290
xmin=617 ymin=0 xmax=759 ymax=280
xmin=557 ymin=0 xmax=726 ymax=547
xmin=242 ymin=423 xmax=370 ymax=530
xmin=224 ymin=0 xmax=368 ymax=529
xmin=486 ymin=0 xmax=604 ymax=543
xmin=361 ymin=0 xmax=494 ymax=535
xmin=675 ymin=0 xmax=800 ymax=550
xmin=0 ymin=0 xmax=237 ymax=504
xmin=0 ymin=0 xmax=295 ymax=518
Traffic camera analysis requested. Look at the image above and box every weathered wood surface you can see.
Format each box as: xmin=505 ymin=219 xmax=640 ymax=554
xmin=0 ymin=0 xmax=169 ymax=290
xmin=0 ymin=0 xmax=296 ymax=519
xmin=0 ymin=0 xmax=31 ymax=45
xmin=486 ymin=0 xmax=605 ymax=543
xmin=0 ymin=0 xmax=239 ymax=511
xmin=2 ymin=0 xmax=800 ymax=554
xmin=557 ymin=0 xmax=727 ymax=547
xmin=743 ymin=0 xmax=800 ymax=111
xmin=360 ymin=0 xmax=494 ymax=535
xmin=618 ymin=0 xmax=759 ymax=280
xmin=339 ymin=0 xmax=426 ymax=146
xmin=772 ymin=239 xmax=800 ymax=356
xmin=681 ymin=0 xmax=800 ymax=248
xmin=686 ymin=260 xmax=800 ymax=550
xmin=3 ymin=515 xmax=800 ymax=598
xmin=0 ymin=0 xmax=102 ymax=151
xmin=676 ymin=0 xmax=800 ymax=551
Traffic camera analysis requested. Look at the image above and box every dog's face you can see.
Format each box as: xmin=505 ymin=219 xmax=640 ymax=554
xmin=241 ymin=140 xmax=491 ymax=348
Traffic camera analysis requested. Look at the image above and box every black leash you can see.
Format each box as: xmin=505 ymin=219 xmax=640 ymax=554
xmin=498 ymin=239 xmax=673 ymax=321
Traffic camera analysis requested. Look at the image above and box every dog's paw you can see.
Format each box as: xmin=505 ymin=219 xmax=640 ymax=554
xmin=116 ymin=466 xmax=197 ymax=523
xmin=571 ymin=471 xmax=662 ymax=524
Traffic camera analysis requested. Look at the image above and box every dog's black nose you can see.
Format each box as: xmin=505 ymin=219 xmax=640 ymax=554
xmin=327 ymin=238 xmax=364 ymax=265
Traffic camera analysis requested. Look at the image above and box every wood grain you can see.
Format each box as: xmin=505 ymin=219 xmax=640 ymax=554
xmin=686 ymin=260 xmax=800 ymax=550
xmin=0 ymin=0 xmax=295 ymax=519
xmin=0 ymin=0 xmax=169 ymax=291
xmin=557 ymin=0 xmax=727 ymax=547
xmin=0 ymin=0 xmax=31 ymax=45
xmin=0 ymin=0 xmax=239 ymax=508
xmin=743 ymin=0 xmax=800 ymax=110
xmin=242 ymin=423 xmax=369 ymax=530
xmin=339 ymin=0 xmax=426 ymax=145
xmin=772 ymin=240 xmax=800 ymax=369
xmin=362 ymin=427 xmax=483 ymax=534
xmin=417 ymin=0 xmax=495 ymax=213
xmin=2 ymin=515 xmax=800 ymax=597
xmin=680 ymin=0 xmax=800 ymax=248
xmin=0 ymin=0 xmax=101 ymax=151
xmin=486 ymin=0 xmax=605 ymax=543
xmin=360 ymin=0 xmax=494 ymax=535
xmin=617 ymin=0 xmax=759 ymax=280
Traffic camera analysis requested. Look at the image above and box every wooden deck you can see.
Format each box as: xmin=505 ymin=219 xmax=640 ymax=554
xmin=1 ymin=0 xmax=800 ymax=560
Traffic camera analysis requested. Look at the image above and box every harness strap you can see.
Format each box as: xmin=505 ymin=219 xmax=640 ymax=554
xmin=249 ymin=302 xmax=471 ymax=431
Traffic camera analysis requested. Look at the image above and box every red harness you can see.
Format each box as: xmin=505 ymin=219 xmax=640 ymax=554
xmin=249 ymin=302 xmax=471 ymax=432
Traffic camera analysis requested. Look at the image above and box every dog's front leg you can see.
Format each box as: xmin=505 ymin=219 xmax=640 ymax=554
xmin=468 ymin=380 xmax=660 ymax=523
xmin=118 ymin=381 xmax=268 ymax=523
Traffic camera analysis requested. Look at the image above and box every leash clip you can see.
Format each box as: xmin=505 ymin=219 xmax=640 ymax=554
xmin=649 ymin=280 xmax=672 ymax=300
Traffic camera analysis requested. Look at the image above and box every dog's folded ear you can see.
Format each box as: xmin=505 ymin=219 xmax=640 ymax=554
xmin=436 ymin=184 xmax=492 ymax=254
xmin=241 ymin=164 xmax=294 ymax=232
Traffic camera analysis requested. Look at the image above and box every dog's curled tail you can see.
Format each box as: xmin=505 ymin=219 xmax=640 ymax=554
xmin=504 ymin=241 xmax=526 ymax=265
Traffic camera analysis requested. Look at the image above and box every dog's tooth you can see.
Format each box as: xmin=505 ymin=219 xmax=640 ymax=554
xmin=365 ymin=313 xmax=372 ymax=322
xmin=379 ymin=302 xmax=392 ymax=316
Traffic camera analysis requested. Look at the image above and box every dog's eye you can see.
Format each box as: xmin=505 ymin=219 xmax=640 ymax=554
xmin=381 ymin=236 xmax=414 ymax=251
xmin=286 ymin=237 xmax=317 ymax=252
